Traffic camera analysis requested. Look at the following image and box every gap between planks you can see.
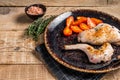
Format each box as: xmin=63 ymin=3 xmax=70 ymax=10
xmin=0 ymin=6 xmax=120 ymax=31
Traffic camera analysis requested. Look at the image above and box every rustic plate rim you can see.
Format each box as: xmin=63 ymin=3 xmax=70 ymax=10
xmin=44 ymin=9 xmax=120 ymax=73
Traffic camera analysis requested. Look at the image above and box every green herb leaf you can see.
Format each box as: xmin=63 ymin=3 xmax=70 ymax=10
xmin=25 ymin=15 xmax=56 ymax=41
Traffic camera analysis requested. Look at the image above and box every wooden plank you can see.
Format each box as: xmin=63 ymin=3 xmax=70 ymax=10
xmin=0 ymin=7 xmax=33 ymax=31
xmin=0 ymin=6 xmax=120 ymax=80
xmin=0 ymin=51 xmax=43 ymax=64
xmin=0 ymin=65 xmax=55 ymax=80
xmin=0 ymin=31 xmax=44 ymax=52
xmin=101 ymin=69 xmax=120 ymax=80
xmin=108 ymin=0 xmax=120 ymax=5
xmin=0 ymin=6 xmax=120 ymax=31
xmin=0 ymin=0 xmax=107 ymax=7
xmin=0 ymin=31 xmax=44 ymax=64
xmin=0 ymin=31 xmax=38 ymax=52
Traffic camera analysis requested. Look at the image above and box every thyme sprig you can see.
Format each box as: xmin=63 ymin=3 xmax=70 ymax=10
xmin=26 ymin=16 xmax=56 ymax=41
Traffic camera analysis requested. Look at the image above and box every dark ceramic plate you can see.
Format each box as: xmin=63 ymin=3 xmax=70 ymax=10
xmin=44 ymin=9 xmax=120 ymax=73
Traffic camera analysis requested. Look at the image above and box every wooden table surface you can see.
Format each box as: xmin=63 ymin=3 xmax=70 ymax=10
xmin=0 ymin=0 xmax=120 ymax=80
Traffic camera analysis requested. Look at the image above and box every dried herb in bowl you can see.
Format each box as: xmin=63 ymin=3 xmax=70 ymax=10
xmin=25 ymin=15 xmax=56 ymax=41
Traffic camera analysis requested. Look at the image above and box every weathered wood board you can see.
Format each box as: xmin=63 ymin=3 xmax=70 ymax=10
xmin=0 ymin=6 xmax=120 ymax=31
xmin=0 ymin=65 xmax=55 ymax=80
xmin=0 ymin=0 xmax=108 ymax=6
xmin=0 ymin=1 xmax=120 ymax=79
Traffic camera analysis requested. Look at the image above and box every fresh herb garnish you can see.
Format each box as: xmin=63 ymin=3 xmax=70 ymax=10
xmin=26 ymin=16 xmax=56 ymax=41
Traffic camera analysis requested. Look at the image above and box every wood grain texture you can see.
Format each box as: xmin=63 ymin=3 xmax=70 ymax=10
xmin=0 ymin=7 xmax=32 ymax=31
xmin=0 ymin=51 xmax=43 ymax=64
xmin=0 ymin=6 xmax=120 ymax=31
xmin=0 ymin=6 xmax=120 ymax=80
xmin=0 ymin=31 xmax=43 ymax=64
xmin=101 ymin=69 xmax=120 ymax=80
xmin=0 ymin=65 xmax=119 ymax=80
xmin=0 ymin=65 xmax=55 ymax=80
xmin=0 ymin=0 xmax=108 ymax=7
xmin=108 ymin=0 xmax=120 ymax=5
xmin=0 ymin=31 xmax=36 ymax=51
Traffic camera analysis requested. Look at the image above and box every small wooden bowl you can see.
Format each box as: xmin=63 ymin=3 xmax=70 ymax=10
xmin=25 ymin=4 xmax=46 ymax=20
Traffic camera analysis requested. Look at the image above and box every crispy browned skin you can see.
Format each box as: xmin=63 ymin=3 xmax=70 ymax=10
xmin=78 ymin=23 xmax=120 ymax=45
xmin=64 ymin=43 xmax=114 ymax=64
